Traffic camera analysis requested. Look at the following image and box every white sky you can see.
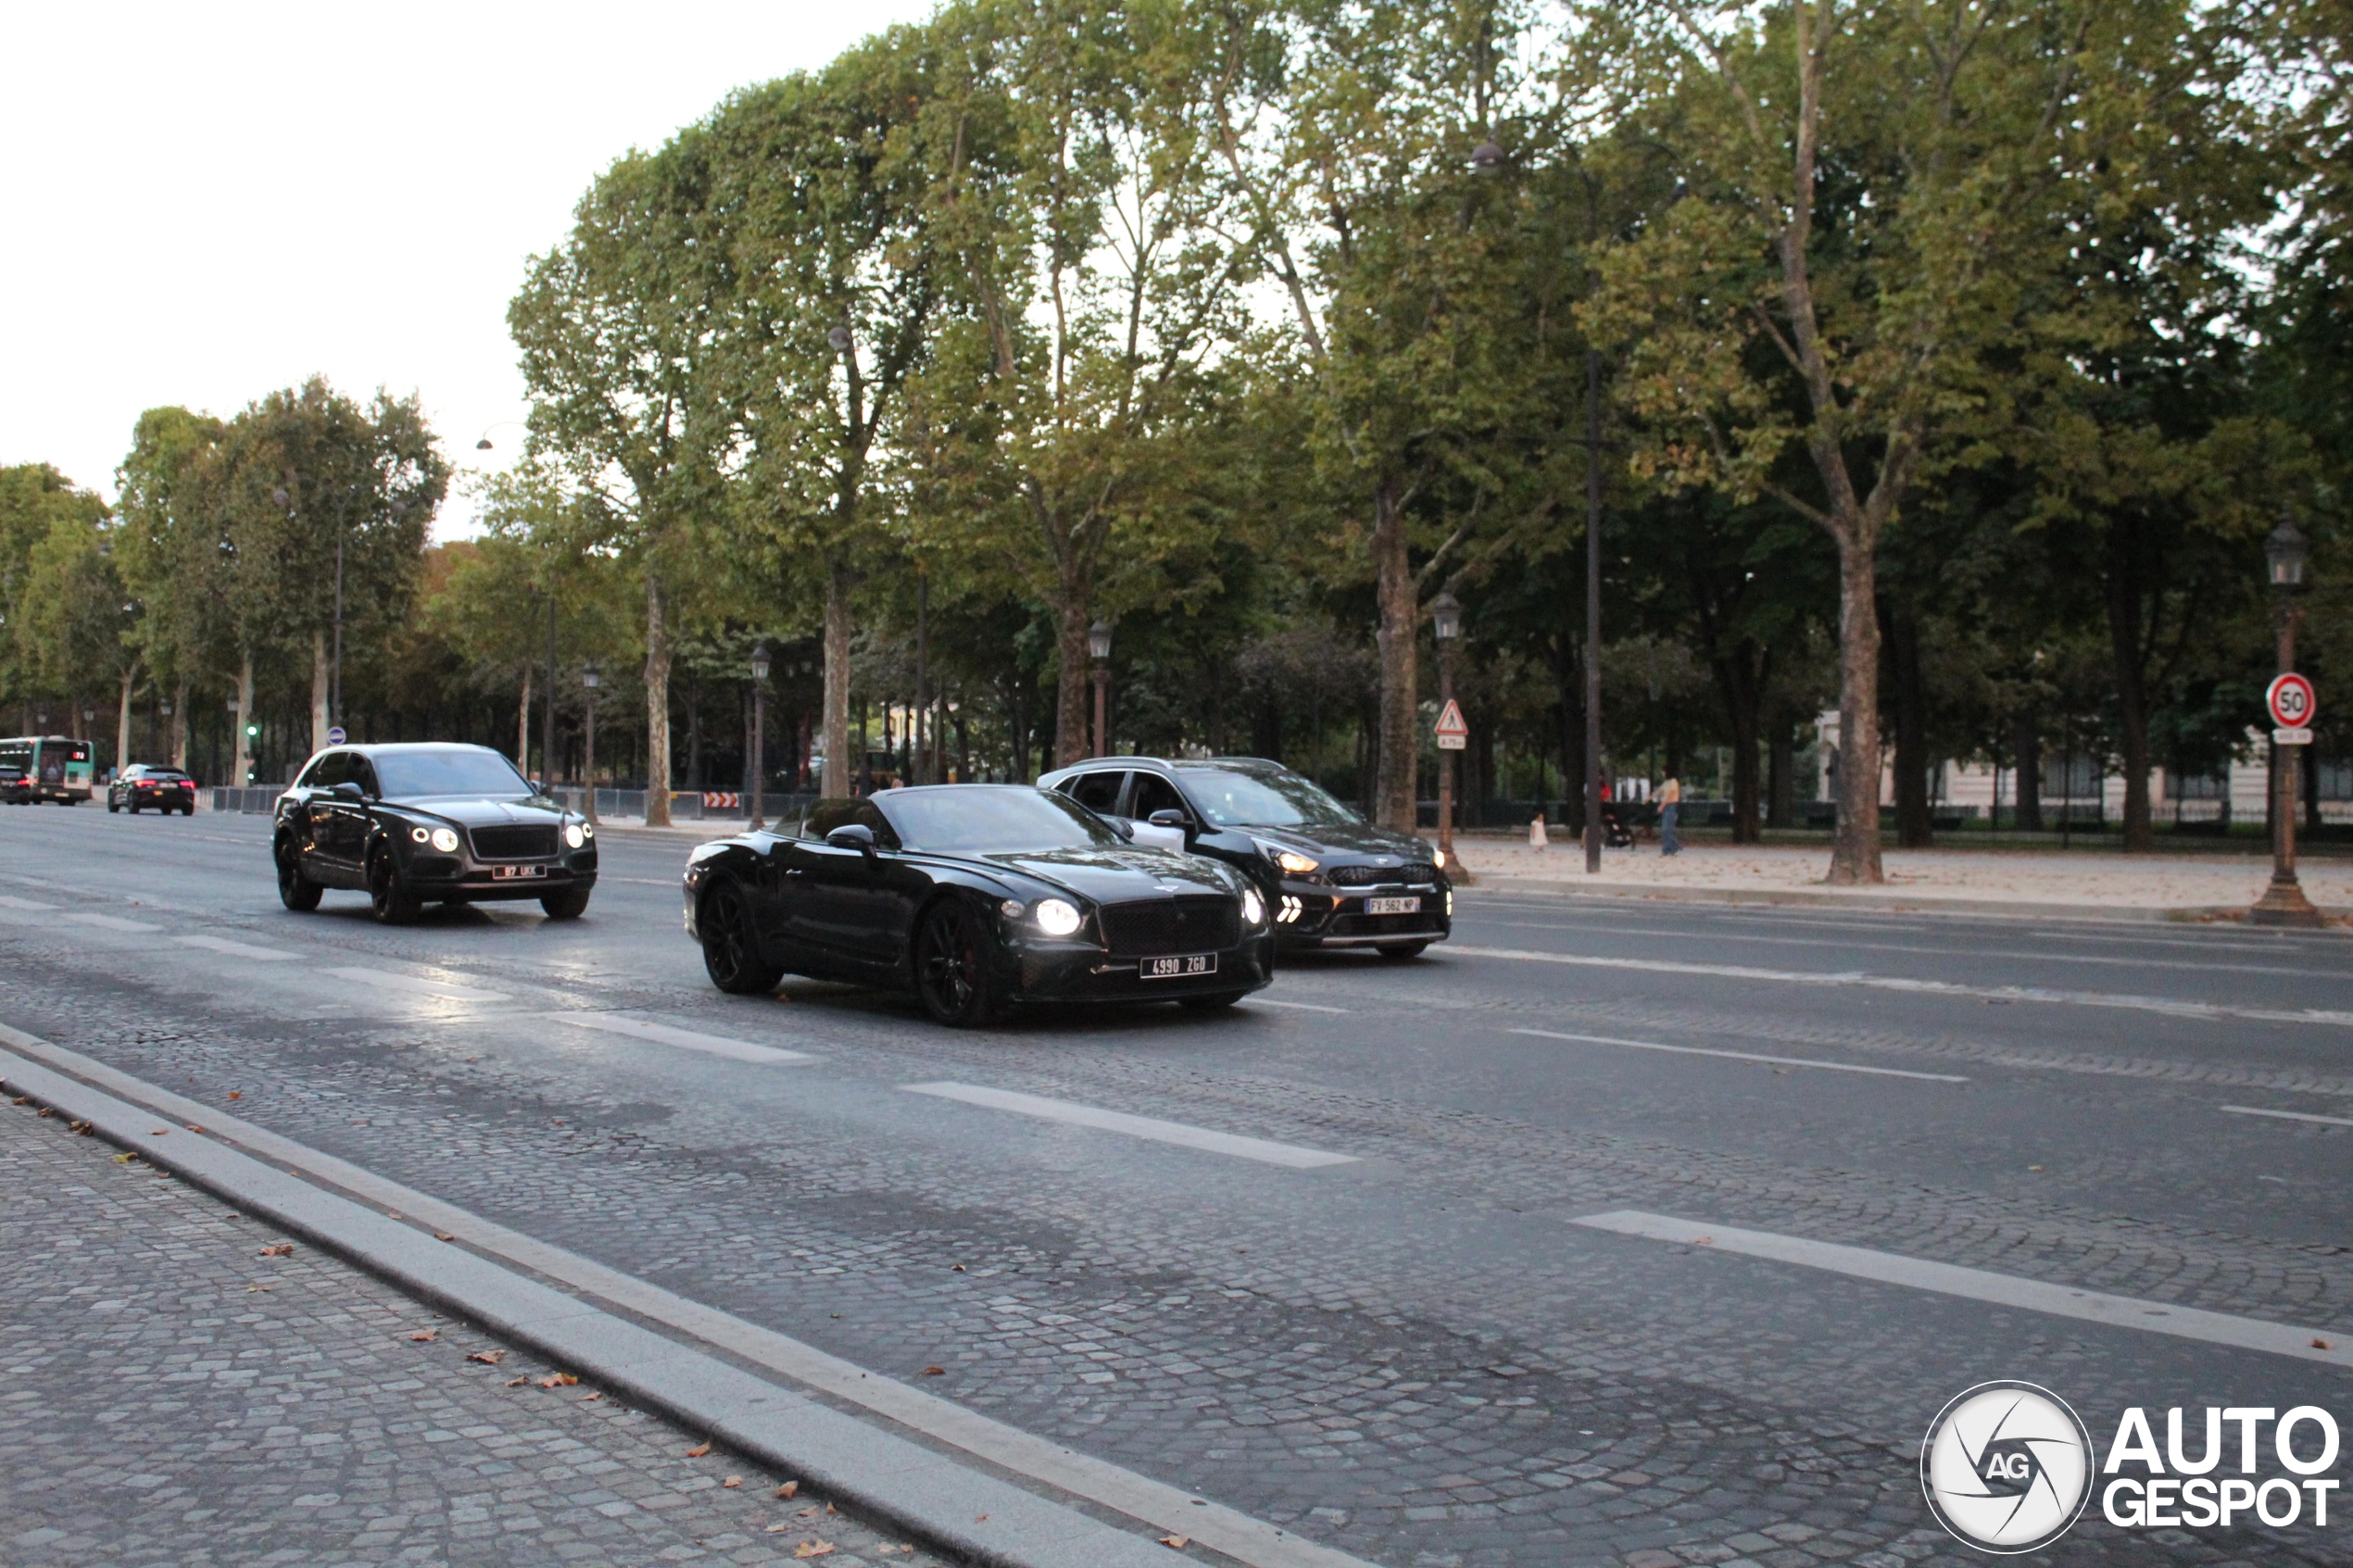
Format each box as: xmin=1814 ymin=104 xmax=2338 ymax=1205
xmin=0 ymin=1 xmax=936 ymax=534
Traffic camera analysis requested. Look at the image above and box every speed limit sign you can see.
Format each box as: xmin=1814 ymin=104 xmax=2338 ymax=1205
xmin=2268 ymin=672 xmax=2316 ymax=730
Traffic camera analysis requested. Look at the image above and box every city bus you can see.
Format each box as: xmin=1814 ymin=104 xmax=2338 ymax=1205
xmin=0 ymin=735 xmax=95 ymax=804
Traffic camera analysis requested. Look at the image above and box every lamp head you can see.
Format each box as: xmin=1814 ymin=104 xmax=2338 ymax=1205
xmin=750 ymin=641 xmax=771 ymax=682
xmin=827 ymin=326 xmax=853 ymax=352
xmin=2267 ymin=516 xmax=2309 ymax=589
xmin=582 ymin=660 xmax=600 ymax=691
xmin=1431 ymin=588 xmax=1462 ymax=641
xmin=1088 ymin=620 xmax=1112 ymax=661
xmin=1469 ymin=139 xmax=1505 ymax=177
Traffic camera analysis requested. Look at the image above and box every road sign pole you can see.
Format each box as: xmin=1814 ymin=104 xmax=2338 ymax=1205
xmin=2252 ymin=608 xmax=2322 ymax=928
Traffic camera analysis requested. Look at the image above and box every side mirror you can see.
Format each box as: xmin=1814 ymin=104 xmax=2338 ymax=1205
xmin=333 ymin=781 xmax=366 ymax=803
xmin=1147 ymin=809 xmax=1188 ymax=829
xmin=825 ymin=823 xmax=877 ymax=852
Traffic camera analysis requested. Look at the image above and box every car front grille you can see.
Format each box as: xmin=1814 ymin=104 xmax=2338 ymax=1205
xmin=1099 ymin=897 xmax=1240 ymax=956
xmin=468 ymin=824 xmax=559 ymax=860
xmin=1331 ymin=862 xmax=1436 ymax=886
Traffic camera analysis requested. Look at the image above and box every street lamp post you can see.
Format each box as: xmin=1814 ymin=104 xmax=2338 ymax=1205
xmin=749 ymin=642 xmax=771 ymax=832
xmin=581 ymin=662 xmax=600 ymax=828
xmin=1431 ymin=589 xmax=1469 ymax=883
xmin=1089 ymin=620 xmax=1112 ymax=759
xmin=2251 ymin=517 xmax=2321 ymax=927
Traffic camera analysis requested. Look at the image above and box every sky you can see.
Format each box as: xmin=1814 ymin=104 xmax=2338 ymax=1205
xmin=1 ymin=1 xmax=937 ymax=533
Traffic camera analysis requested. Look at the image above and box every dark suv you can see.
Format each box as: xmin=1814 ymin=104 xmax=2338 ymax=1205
xmin=1037 ymin=757 xmax=1452 ymax=960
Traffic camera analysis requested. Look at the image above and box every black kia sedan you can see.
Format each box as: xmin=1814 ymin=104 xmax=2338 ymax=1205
xmin=682 ymin=785 xmax=1274 ymax=1026
xmin=108 ymin=763 xmax=195 ymax=815
xmin=1038 ymin=756 xmax=1452 ymax=959
xmin=272 ymin=743 xmax=598 ymax=923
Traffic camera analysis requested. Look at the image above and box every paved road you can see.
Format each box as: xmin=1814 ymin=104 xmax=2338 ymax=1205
xmin=4 ymin=801 xmax=2350 ymax=1567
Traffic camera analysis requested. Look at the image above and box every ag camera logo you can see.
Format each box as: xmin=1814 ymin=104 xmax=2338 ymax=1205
xmin=1920 ymin=1381 xmax=2094 ymax=1552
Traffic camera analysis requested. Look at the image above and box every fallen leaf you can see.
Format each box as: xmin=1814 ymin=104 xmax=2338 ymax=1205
xmin=8 ymin=1096 xmax=26 ymax=1105
xmin=686 ymin=1442 xmax=711 ymax=1458
xmin=69 ymin=1120 xmax=93 ymax=1135
xmin=1160 ymin=1536 xmax=1190 ymax=1549
xmin=435 ymin=1234 xmax=455 ymax=1242
xmin=227 ymin=1091 xmax=241 ymax=1099
xmin=538 ymin=1373 xmax=578 ymax=1388
xmin=795 ymin=1543 xmax=834 ymax=1560
xmin=580 ymin=1392 xmax=601 ymax=1401
xmin=226 ymin=1213 xmax=239 ymax=1219
xmin=409 ymin=1329 xmax=439 ymax=1342
xmin=185 ymin=1125 xmax=204 ymax=1134
xmin=951 ymin=1263 xmax=965 ymax=1272
xmin=825 ymin=1503 xmax=836 ymax=1515
xmin=37 ymin=1108 xmax=54 ymax=1119
xmin=245 ymin=1284 xmax=272 ymax=1293
xmin=2316 ymin=1338 xmax=2333 ymax=1350
xmin=467 ymin=1350 xmax=506 ymax=1365
xmin=776 ymin=1481 xmax=799 ymax=1499
xmin=386 ymin=1211 xmax=401 ymax=1220
xmin=113 ymin=1152 xmax=136 ymax=1165
xmin=768 ymin=1523 xmax=790 ymax=1533
xmin=258 ymin=1244 xmax=294 ymax=1257
xmin=149 ymin=1128 xmax=167 ymax=1136
xmin=506 ymin=1376 xmax=529 ymax=1386
xmin=723 ymin=1476 xmax=742 ymax=1488
xmin=921 ymin=1366 xmax=946 ymax=1376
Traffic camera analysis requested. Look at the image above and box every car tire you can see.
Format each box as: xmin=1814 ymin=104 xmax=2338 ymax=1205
xmin=540 ymin=889 xmax=591 ymax=920
xmin=367 ymin=846 xmax=422 ymax=925
xmin=275 ymin=837 xmax=323 ymax=912
xmin=912 ymin=898 xmax=998 ymax=1028
xmin=108 ymin=797 xmax=120 ymax=812
xmin=699 ymin=881 xmax=782 ymax=995
xmin=1377 ymin=942 xmax=1429 ymax=962
xmin=1180 ymin=990 xmax=1249 ymax=1011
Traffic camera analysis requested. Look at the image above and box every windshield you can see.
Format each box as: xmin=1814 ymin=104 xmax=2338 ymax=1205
xmin=882 ymin=787 xmax=1126 ymax=852
xmin=1178 ymin=767 xmax=1360 ymax=829
xmin=371 ymin=749 xmax=533 ymax=799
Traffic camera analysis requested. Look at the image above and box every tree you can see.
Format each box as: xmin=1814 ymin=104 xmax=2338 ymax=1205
xmin=115 ymin=408 xmax=232 ymax=769
xmin=0 ymin=464 xmax=103 ymax=731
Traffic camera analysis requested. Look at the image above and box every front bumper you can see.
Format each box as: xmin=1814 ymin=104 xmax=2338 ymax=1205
xmin=409 ymin=849 xmax=598 ymax=902
xmin=997 ymin=932 xmax=1276 ymax=1004
xmin=1269 ymin=879 xmax=1452 ymax=948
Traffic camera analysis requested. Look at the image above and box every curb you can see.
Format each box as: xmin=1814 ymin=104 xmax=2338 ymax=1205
xmin=1454 ymin=876 xmax=2353 ymax=927
xmin=0 ymin=1035 xmax=1256 ymax=1568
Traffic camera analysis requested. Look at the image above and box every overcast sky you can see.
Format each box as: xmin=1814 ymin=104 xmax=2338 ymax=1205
xmin=1 ymin=2 xmax=936 ymax=533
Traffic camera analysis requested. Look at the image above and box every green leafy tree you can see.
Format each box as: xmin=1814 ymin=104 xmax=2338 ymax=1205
xmin=115 ymin=408 xmax=232 ymax=768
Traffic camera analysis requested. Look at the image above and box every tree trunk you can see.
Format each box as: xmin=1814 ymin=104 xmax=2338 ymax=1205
xmin=1767 ymin=722 xmax=1794 ymax=829
xmin=1881 ymin=603 xmax=1931 ymax=848
xmin=1709 ymin=644 xmax=1767 ymax=844
xmin=310 ymin=629 xmax=331 ymax=756
xmin=2103 ymin=545 xmax=2156 ymax=853
xmin=231 ymin=655 xmax=256 ymax=786
xmin=1827 ymin=534 xmax=1885 ymax=884
xmin=2012 ymin=716 xmax=2043 ymax=831
xmin=1054 ymin=596 xmax=1092 ymax=767
xmin=823 ymin=558 xmax=852 ymax=797
xmin=115 ymin=663 xmax=137 ymax=775
xmin=1557 ymin=636 xmax=1585 ymax=833
xmin=1372 ymin=478 xmax=1417 ymax=830
xmin=644 ymin=573 xmax=673 ymax=827
xmin=170 ymin=676 xmax=190 ymax=772
xmin=516 ymin=662 xmax=533 ymax=771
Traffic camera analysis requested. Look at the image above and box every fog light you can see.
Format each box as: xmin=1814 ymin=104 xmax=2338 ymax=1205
xmin=430 ymin=827 xmax=460 ymax=853
xmin=409 ymin=826 xmax=430 ymax=844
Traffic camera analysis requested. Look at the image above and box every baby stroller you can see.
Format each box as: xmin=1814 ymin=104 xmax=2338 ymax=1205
xmin=1600 ymin=803 xmax=1636 ymax=850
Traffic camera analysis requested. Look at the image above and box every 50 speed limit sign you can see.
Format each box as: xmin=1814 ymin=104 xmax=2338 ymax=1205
xmin=2268 ymin=672 xmax=2316 ymax=730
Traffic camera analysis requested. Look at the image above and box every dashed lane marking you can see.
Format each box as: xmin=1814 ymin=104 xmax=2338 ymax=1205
xmin=0 ymin=895 xmax=57 ymax=910
xmin=1250 ymin=997 xmax=1351 ymax=1014
xmin=1509 ymin=1027 xmax=1968 ymax=1083
xmin=320 ymin=966 xmax=510 ymax=1003
xmin=547 ymin=1011 xmax=814 ymax=1064
xmin=63 ymin=911 xmax=162 ymax=934
xmin=174 ymin=934 xmax=301 ymax=961
xmin=2221 ymin=1104 xmax=2353 ymax=1129
xmin=900 ymin=1082 xmax=1359 ymax=1169
xmin=1447 ymin=944 xmax=2353 ymax=1029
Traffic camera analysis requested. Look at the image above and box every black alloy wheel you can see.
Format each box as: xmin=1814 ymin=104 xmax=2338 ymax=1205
xmin=107 ymin=795 xmax=120 ymax=813
xmin=539 ymin=888 xmax=591 ymax=921
xmin=913 ymin=898 xmax=997 ymax=1028
xmin=1377 ymin=942 xmax=1429 ymax=962
xmin=276 ymin=836 xmax=322 ymax=912
xmin=367 ymin=845 xmax=422 ymax=925
xmin=699 ymin=882 xmax=783 ymax=995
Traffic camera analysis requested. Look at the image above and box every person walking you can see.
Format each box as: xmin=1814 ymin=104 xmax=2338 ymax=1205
xmin=1658 ymin=774 xmax=1682 ymax=857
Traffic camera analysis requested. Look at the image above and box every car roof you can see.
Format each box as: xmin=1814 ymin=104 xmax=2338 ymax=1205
xmin=340 ymin=742 xmax=504 ymax=755
xmin=1044 ymin=756 xmax=1284 ymax=779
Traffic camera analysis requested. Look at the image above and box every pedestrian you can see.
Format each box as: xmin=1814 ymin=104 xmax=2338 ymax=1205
xmin=1658 ymin=774 xmax=1682 ymax=857
xmin=1529 ymin=809 xmax=1548 ymax=849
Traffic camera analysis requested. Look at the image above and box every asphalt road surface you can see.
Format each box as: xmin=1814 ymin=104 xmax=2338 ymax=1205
xmin=5 ymin=802 xmax=2351 ymax=1567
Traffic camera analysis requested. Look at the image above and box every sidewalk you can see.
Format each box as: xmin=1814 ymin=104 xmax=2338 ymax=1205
xmin=1444 ymin=836 xmax=2353 ymax=922
xmin=0 ymin=1102 xmax=937 ymax=1568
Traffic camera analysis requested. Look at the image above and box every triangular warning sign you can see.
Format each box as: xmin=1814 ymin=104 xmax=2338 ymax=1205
xmin=1434 ymin=699 xmax=1468 ymax=738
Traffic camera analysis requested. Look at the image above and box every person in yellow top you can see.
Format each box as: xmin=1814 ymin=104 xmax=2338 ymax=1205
xmin=1658 ymin=775 xmax=1682 ymax=857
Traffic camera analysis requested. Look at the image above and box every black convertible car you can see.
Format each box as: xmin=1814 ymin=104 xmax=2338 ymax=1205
xmin=273 ymin=742 xmax=598 ymax=923
xmin=682 ymin=785 xmax=1274 ymax=1026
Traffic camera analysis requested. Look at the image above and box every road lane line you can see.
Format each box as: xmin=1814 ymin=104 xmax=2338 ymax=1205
xmin=2221 ymin=1104 xmax=2353 ymax=1129
xmin=65 ymin=912 xmax=162 ymax=934
xmin=1510 ymin=1027 xmax=1967 ymax=1083
xmin=0 ymin=895 xmax=57 ymax=910
xmin=1448 ymin=944 xmax=2353 ymax=1029
xmin=320 ymin=966 xmax=510 ymax=1003
xmin=547 ymin=1011 xmax=814 ymax=1064
xmin=1572 ymin=1210 xmax=2353 ymax=1367
xmin=901 ymin=1082 xmax=1358 ymax=1169
xmin=1251 ymin=997 xmax=1351 ymax=1014
xmin=174 ymin=934 xmax=300 ymax=961
xmin=1472 ymin=923 xmax=2346 ymax=981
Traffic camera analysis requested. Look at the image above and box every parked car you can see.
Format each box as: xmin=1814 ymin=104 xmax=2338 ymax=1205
xmin=0 ymin=763 xmax=29 ymax=804
xmin=108 ymin=764 xmax=196 ymax=815
xmin=1038 ymin=756 xmax=1452 ymax=960
xmin=683 ymin=784 xmax=1273 ymax=1025
xmin=273 ymin=743 xmax=598 ymax=923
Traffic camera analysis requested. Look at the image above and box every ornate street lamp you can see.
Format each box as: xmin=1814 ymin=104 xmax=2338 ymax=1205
xmin=1469 ymin=138 xmax=1505 ymax=177
xmin=749 ymin=642 xmax=772 ymax=831
xmin=1088 ymin=620 xmax=1113 ymax=759
xmin=581 ymin=661 xmax=601 ymax=828
xmin=2253 ymin=514 xmax=2320 ymax=926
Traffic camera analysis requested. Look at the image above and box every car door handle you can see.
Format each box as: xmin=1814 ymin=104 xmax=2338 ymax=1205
xmin=785 ymin=868 xmax=805 ymax=878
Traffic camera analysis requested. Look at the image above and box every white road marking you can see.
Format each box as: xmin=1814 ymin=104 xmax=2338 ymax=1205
xmin=1251 ymin=997 xmax=1351 ymax=1014
xmin=1448 ymin=944 xmax=2353 ymax=1029
xmin=1474 ymin=923 xmax=2344 ymax=981
xmin=1574 ymin=1210 xmax=2353 ymax=1367
xmin=321 ymin=966 xmax=509 ymax=1003
xmin=547 ymin=1011 xmax=813 ymax=1064
xmin=901 ymin=1082 xmax=1358 ymax=1170
xmin=1510 ymin=1027 xmax=1967 ymax=1082
xmin=2221 ymin=1104 xmax=2353 ymax=1129
xmin=65 ymin=912 xmax=162 ymax=934
xmin=0 ymin=895 xmax=57 ymax=910
xmin=174 ymin=934 xmax=300 ymax=962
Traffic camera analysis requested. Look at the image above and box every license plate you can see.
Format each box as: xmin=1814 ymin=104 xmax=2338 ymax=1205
xmin=1140 ymin=953 xmax=1216 ymax=980
xmin=1365 ymin=896 xmax=1419 ymax=915
xmin=490 ymin=864 xmax=547 ymax=880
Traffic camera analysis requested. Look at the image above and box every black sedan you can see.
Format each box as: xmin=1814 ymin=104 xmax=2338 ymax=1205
xmin=108 ymin=764 xmax=196 ymax=815
xmin=273 ymin=743 xmax=598 ymax=923
xmin=1038 ymin=756 xmax=1452 ymax=959
xmin=682 ymin=785 xmax=1274 ymax=1026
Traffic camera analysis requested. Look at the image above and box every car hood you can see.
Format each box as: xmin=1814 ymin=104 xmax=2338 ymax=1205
xmin=969 ymin=845 xmax=1239 ymax=904
xmin=391 ymin=794 xmax=569 ymax=828
xmin=1234 ymin=819 xmax=1428 ymax=861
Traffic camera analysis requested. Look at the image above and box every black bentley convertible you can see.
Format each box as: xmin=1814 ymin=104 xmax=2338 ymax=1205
xmin=682 ymin=786 xmax=1274 ymax=1025
xmin=273 ymin=743 xmax=598 ymax=923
